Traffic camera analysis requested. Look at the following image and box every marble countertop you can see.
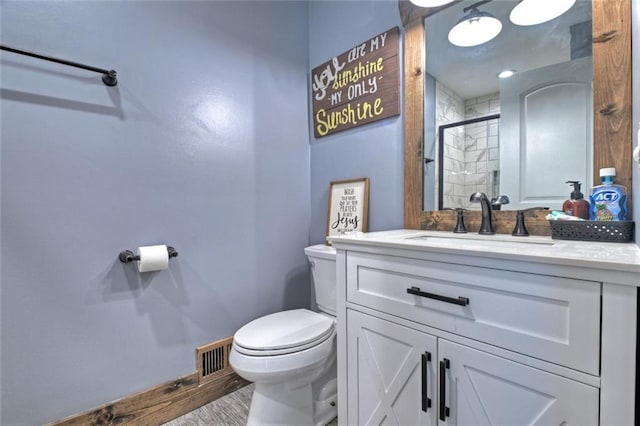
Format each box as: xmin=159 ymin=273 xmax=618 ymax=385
xmin=329 ymin=229 xmax=640 ymax=274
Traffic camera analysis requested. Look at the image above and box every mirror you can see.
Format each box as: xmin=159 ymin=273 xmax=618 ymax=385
xmin=423 ymin=0 xmax=593 ymax=211
xmin=400 ymin=0 xmax=632 ymax=234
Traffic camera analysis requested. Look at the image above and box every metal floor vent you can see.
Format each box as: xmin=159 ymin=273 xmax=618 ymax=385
xmin=196 ymin=336 xmax=234 ymax=385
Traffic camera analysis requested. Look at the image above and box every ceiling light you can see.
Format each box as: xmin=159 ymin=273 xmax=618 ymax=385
xmin=448 ymin=6 xmax=502 ymax=47
xmin=409 ymin=0 xmax=456 ymax=7
xmin=509 ymin=0 xmax=577 ymax=26
xmin=497 ymin=69 xmax=516 ymax=78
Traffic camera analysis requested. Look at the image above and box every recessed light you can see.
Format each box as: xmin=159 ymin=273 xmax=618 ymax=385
xmin=497 ymin=69 xmax=516 ymax=79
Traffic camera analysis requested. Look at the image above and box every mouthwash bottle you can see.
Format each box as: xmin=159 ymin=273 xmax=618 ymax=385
xmin=589 ymin=168 xmax=628 ymax=221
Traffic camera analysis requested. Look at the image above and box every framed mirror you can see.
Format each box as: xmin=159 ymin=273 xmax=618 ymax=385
xmin=400 ymin=0 xmax=632 ymax=235
xmin=424 ymin=0 xmax=592 ymax=212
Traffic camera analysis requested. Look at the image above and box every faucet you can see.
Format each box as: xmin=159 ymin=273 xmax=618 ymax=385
xmin=491 ymin=195 xmax=510 ymax=211
xmin=469 ymin=192 xmax=494 ymax=235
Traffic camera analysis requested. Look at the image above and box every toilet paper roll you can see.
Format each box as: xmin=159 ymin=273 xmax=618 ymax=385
xmin=136 ymin=245 xmax=169 ymax=272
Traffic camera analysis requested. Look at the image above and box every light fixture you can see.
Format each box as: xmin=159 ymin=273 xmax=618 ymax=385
xmin=497 ymin=69 xmax=516 ymax=79
xmin=509 ymin=0 xmax=577 ymax=26
xmin=409 ymin=0 xmax=456 ymax=7
xmin=448 ymin=1 xmax=502 ymax=47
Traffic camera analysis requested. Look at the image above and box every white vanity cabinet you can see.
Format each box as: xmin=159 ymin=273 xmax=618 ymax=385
xmin=347 ymin=310 xmax=598 ymax=425
xmin=332 ymin=230 xmax=640 ymax=426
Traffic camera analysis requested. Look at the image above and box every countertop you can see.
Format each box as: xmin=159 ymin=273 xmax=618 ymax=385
xmin=328 ymin=229 xmax=640 ymax=274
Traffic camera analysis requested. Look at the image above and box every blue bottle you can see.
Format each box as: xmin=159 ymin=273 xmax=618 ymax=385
xmin=589 ymin=168 xmax=628 ymax=221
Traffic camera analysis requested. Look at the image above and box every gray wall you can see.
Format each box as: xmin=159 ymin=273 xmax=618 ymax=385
xmin=308 ymin=1 xmax=404 ymax=245
xmin=0 ymin=2 xmax=310 ymax=425
xmin=2 ymin=0 xmax=636 ymax=424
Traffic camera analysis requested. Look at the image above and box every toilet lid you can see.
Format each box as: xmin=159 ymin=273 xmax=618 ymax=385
xmin=234 ymin=309 xmax=334 ymax=353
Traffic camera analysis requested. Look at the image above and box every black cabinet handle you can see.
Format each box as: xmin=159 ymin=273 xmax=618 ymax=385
xmin=439 ymin=358 xmax=450 ymax=421
xmin=421 ymin=351 xmax=432 ymax=412
xmin=407 ymin=286 xmax=470 ymax=306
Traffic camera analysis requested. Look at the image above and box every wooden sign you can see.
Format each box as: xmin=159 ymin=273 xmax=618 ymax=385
xmin=311 ymin=27 xmax=400 ymax=138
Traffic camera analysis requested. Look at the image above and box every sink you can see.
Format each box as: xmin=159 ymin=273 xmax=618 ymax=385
xmin=405 ymin=233 xmax=555 ymax=247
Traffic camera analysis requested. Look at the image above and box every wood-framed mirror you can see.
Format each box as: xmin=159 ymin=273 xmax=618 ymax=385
xmin=400 ymin=0 xmax=632 ymax=235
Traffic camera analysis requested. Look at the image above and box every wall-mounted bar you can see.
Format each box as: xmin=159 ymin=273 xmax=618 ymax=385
xmin=0 ymin=44 xmax=118 ymax=86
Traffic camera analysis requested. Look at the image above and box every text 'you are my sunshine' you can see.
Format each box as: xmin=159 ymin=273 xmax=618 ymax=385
xmin=311 ymin=30 xmax=392 ymax=137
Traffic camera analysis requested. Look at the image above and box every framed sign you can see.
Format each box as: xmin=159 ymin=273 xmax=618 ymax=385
xmin=326 ymin=178 xmax=369 ymax=241
xmin=311 ymin=27 xmax=400 ymax=138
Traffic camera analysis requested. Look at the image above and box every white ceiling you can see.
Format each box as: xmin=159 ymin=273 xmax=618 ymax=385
xmin=425 ymin=0 xmax=592 ymax=99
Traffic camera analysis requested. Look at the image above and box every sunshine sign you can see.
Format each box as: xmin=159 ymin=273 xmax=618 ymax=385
xmin=310 ymin=27 xmax=400 ymax=138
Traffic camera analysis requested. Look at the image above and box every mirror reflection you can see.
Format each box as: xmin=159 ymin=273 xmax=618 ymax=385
xmin=437 ymin=114 xmax=501 ymax=210
xmin=423 ymin=0 xmax=593 ymax=211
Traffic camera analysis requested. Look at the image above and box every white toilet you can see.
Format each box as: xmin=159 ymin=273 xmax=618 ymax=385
xmin=229 ymin=244 xmax=337 ymax=426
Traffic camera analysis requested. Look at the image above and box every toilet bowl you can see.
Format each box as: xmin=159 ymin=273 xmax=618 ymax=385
xmin=229 ymin=244 xmax=337 ymax=426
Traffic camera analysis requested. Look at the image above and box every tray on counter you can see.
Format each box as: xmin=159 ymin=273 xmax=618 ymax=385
xmin=549 ymin=220 xmax=633 ymax=243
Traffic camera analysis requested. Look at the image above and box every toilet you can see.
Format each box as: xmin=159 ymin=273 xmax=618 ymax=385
xmin=229 ymin=244 xmax=337 ymax=426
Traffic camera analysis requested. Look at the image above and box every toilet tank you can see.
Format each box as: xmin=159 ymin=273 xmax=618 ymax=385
xmin=304 ymin=244 xmax=337 ymax=316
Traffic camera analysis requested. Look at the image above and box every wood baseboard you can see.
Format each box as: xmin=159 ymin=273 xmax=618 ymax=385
xmin=48 ymin=370 xmax=250 ymax=426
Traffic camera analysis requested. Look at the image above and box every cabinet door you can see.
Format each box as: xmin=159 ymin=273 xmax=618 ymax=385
xmin=347 ymin=309 xmax=438 ymax=425
xmin=438 ymin=340 xmax=599 ymax=426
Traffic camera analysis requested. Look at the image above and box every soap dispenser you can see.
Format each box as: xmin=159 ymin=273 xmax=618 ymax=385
xmin=562 ymin=181 xmax=589 ymax=219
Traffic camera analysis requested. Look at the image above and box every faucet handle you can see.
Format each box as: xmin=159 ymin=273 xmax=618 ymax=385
xmin=491 ymin=195 xmax=510 ymax=211
xmin=512 ymin=207 xmax=549 ymax=236
xmin=521 ymin=206 xmax=549 ymax=214
xmin=443 ymin=208 xmax=468 ymax=233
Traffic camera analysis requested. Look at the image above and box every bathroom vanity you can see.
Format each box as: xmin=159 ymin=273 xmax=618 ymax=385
xmin=330 ymin=230 xmax=640 ymax=425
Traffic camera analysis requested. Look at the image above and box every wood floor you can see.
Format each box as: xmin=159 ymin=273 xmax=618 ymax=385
xmin=162 ymin=383 xmax=253 ymax=425
xmin=163 ymin=383 xmax=338 ymax=425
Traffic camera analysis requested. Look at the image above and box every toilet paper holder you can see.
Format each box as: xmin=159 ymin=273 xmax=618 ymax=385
xmin=119 ymin=246 xmax=178 ymax=263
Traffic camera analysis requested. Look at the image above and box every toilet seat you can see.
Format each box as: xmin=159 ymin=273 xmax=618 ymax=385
xmin=234 ymin=309 xmax=334 ymax=356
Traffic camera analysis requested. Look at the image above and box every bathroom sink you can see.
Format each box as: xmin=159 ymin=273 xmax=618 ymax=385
xmin=405 ymin=233 xmax=555 ymax=247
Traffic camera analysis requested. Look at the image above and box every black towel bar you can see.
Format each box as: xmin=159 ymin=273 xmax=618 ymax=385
xmin=0 ymin=44 xmax=117 ymax=86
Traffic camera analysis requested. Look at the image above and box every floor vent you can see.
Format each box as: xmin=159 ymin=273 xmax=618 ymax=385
xmin=196 ymin=336 xmax=234 ymax=385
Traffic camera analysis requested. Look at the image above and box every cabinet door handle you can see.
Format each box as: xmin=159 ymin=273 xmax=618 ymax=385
xmin=421 ymin=351 xmax=432 ymax=412
xmin=439 ymin=358 xmax=450 ymax=421
xmin=407 ymin=286 xmax=470 ymax=306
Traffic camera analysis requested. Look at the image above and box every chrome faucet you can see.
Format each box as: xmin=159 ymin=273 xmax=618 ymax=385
xmin=469 ymin=192 xmax=494 ymax=235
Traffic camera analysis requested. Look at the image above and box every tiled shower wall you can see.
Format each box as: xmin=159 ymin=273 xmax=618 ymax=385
xmin=435 ymin=81 xmax=466 ymax=208
xmin=435 ymin=81 xmax=500 ymax=209
xmin=464 ymin=94 xmax=500 ymax=205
